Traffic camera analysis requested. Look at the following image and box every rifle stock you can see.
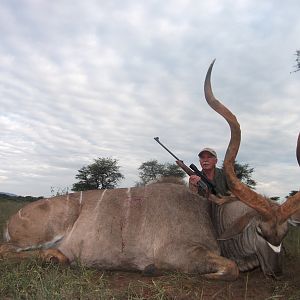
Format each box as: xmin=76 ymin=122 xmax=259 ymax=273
xmin=175 ymin=160 xmax=195 ymax=176
xmin=176 ymin=161 xmax=217 ymax=195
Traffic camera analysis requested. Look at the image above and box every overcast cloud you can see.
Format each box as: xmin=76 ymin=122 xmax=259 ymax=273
xmin=0 ymin=0 xmax=299 ymax=199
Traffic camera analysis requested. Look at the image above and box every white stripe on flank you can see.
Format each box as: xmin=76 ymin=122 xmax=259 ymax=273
xmin=4 ymin=224 xmax=10 ymax=242
xmin=79 ymin=191 xmax=83 ymax=204
xmin=64 ymin=190 xmax=107 ymax=244
xmin=126 ymin=187 xmax=131 ymax=197
xmin=118 ymin=188 xmax=132 ymax=252
xmin=96 ymin=189 xmax=107 ymax=209
xmin=267 ymin=242 xmax=282 ymax=253
xmin=123 ymin=188 xmax=132 ymax=229
xmin=18 ymin=208 xmax=29 ymax=220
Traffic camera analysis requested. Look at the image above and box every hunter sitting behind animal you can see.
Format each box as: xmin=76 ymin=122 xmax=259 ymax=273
xmin=189 ymin=148 xmax=229 ymax=197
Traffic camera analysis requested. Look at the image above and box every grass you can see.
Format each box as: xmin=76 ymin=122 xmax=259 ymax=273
xmin=1 ymin=261 xmax=299 ymax=299
xmin=285 ymin=226 xmax=300 ymax=256
xmin=0 ymin=198 xmax=300 ymax=299
xmin=0 ymin=198 xmax=31 ymax=237
xmin=0 ymin=259 xmax=112 ymax=299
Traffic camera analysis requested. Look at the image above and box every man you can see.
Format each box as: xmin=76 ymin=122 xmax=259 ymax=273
xmin=188 ymin=148 xmax=233 ymax=235
xmin=189 ymin=148 xmax=229 ymax=197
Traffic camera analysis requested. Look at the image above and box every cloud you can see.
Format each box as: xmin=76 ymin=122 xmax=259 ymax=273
xmin=0 ymin=0 xmax=299 ymax=200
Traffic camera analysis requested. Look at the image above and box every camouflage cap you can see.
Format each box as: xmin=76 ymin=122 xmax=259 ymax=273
xmin=198 ymin=148 xmax=217 ymax=158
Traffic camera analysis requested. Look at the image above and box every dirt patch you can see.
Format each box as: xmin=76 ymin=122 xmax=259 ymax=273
xmin=102 ymin=256 xmax=300 ymax=299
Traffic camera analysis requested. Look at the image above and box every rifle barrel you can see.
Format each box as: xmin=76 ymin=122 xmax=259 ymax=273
xmin=153 ymin=137 xmax=181 ymax=161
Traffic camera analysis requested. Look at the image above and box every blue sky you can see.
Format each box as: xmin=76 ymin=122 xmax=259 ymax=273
xmin=0 ymin=0 xmax=299 ymax=199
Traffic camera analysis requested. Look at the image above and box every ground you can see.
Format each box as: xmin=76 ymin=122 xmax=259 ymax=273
xmin=104 ymin=257 xmax=300 ymax=299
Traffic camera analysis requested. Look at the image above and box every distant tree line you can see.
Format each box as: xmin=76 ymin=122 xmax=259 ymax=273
xmin=71 ymin=157 xmax=257 ymax=190
xmin=68 ymin=156 xmax=297 ymax=200
xmin=70 ymin=157 xmax=257 ymax=190
xmin=4 ymin=156 xmax=296 ymax=201
xmin=0 ymin=193 xmax=43 ymax=202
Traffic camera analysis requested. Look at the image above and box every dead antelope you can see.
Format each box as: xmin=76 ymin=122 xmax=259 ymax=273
xmin=1 ymin=184 xmax=239 ymax=280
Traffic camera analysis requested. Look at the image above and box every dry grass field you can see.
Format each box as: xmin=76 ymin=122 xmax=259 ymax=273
xmin=0 ymin=197 xmax=299 ymax=299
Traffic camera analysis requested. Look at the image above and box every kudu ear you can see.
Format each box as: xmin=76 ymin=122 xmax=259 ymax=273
xmin=218 ymin=211 xmax=257 ymax=240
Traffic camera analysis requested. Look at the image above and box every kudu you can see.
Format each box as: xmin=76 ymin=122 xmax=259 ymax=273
xmin=0 ymin=61 xmax=299 ymax=281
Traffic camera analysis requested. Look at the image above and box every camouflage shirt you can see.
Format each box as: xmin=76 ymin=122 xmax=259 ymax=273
xmin=211 ymin=167 xmax=229 ymax=196
xmin=198 ymin=167 xmax=229 ymax=227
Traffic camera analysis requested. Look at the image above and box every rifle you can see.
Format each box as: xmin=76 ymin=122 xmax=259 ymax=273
xmin=153 ymin=137 xmax=217 ymax=195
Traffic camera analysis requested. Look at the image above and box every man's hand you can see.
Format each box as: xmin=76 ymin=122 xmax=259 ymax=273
xmin=189 ymin=175 xmax=201 ymax=193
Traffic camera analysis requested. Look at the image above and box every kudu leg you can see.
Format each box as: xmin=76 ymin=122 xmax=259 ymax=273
xmin=39 ymin=248 xmax=69 ymax=264
xmin=175 ymin=248 xmax=239 ymax=281
xmin=201 ymin=253 xmax=239 ymax=281
xmin=0 ymin=242 xmax=18 ymax=258
xmin=154 ymin=243 xmax=239 ymax=281
xmin=0 ymin=243 xmax=69 ymax=264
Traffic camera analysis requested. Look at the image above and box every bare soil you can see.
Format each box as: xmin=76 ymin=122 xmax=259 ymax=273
xmin=102 ymin=255 xmax=300 ymax=299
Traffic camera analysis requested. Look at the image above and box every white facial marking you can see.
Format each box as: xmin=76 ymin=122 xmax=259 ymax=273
xmin=267 ymin=242 xmax=282 ymax=253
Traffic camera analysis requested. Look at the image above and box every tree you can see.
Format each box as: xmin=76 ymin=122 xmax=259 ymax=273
xmin=50 ymin=186 xmax=69 ymax=196
xmin=162 ymin=163 xmax=186 ymax=178
xmin=285 ymin=190 xmax=298 ymax=198
xmin=137 ymin=160 xmax=164 ymax=185
xmin=270 ymin=196 xmax=280 ymax=202
xmin=137 ymin=160 xmax=186 ymax=185
xmin=292 ymin=50 xmax=300 ymax=73
xmin=223 ymin=161 xmax=257 ymax=189
xmin=72 ymin=157 xmax=124 ymax=191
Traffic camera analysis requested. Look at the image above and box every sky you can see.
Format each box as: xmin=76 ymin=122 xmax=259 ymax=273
xmin=0 ymin=0 xmax=299 ymax=200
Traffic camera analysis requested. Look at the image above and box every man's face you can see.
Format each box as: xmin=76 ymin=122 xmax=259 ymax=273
xmin=199 ymin=152 xmax=217 ymax=171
